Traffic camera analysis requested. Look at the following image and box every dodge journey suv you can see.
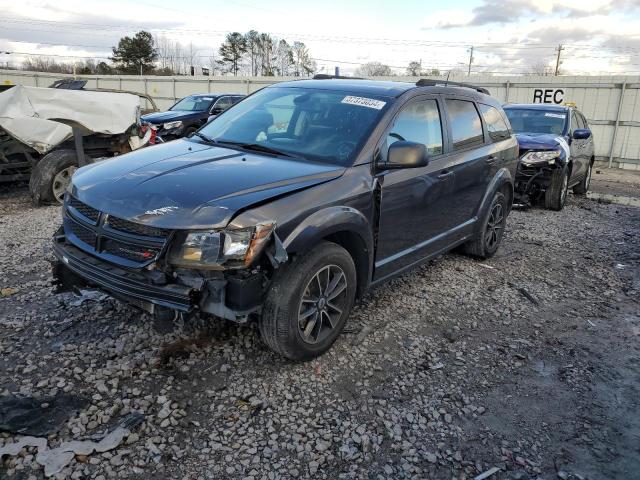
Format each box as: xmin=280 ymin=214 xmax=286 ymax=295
xmin=53 ymin=77 xmax=518 ymax=360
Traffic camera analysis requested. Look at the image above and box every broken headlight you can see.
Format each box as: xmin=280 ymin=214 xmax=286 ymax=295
xmin=169 ymin=223 xmax=275 ymax=269
xmin=163 ymin=120 xmax=183 ymax=130
xmin=520 ymin=150 xmax=560 ymax=166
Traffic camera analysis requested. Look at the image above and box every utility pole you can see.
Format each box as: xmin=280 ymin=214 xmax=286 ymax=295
xmin=554 ymin=44 xmax=564 ymax=76
xmin=467 ymin=46 xmax=474 ymax=76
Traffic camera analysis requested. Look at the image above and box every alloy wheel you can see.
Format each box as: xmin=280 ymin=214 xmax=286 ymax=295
xmin=298 ymin=264 xmax=348 ymax=344
xmin=52 ymin=166 xmax=77 ymax=203
xmin=485 ymin=202 xmax=504 ymax=250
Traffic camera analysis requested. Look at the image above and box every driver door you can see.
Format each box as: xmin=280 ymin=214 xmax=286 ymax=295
xmin=374 ymin=96 xmax=456 ymax=281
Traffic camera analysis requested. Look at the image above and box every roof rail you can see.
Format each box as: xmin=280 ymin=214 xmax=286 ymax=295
xmin=312 ymin=74 xmax=364 ymax=80
xmin=415 ymin=79 xmax=490 ymax=95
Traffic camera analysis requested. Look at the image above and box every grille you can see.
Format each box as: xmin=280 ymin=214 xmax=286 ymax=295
xmin=68 ymin=219 xmax=97 ymax=247
xmin=68 ymin=196 xmax=100 ymax=223
xmin=102 ymin=238 xmax=161 ymax=262
xmin=106 ymin=216 xmax=171 ymax=238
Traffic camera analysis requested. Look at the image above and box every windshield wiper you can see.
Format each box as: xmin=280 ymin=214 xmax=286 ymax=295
xmin=192 ymin=131 xmax=217 ymax=144
xmin=216 ymin=140 xmax=296 ymax=159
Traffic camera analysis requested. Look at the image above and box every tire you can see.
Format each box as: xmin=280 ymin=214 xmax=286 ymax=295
xmin=462 ymin=191 xmax=508 ymax=259
xmin=29 ymin=149 xmax=78 ymax=206
xmin=544 ymin=165 xmax=569 ymax=211
xmin=573 ymin=161 xmax=593 ymax=195
xmin=259 ymin=241 xmax=357 ymax=361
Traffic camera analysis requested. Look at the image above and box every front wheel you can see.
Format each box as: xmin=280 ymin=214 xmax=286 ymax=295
xmin=260 ymin=241 xmax=356 ymax=361
xmin=29 ymin=150 xmax=78 ymax=205
xmin=544 ymin=165 xmax=569 ymax=210
xmin=462 ymin=190 xmax=508 ymax=259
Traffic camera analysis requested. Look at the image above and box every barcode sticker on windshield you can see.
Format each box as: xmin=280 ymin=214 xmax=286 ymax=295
xmin=544 ymin=113 xmax=565 ymax=119
xmin=342 ymin=96 xmax=386 ymax=110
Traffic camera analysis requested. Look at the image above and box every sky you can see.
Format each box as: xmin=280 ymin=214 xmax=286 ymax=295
xmin=1 ymin=0 xmax=640 ymax=75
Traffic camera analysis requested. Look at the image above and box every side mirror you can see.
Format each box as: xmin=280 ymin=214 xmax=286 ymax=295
xmin=573 ymin=128 xmax=591 ymax=140
xmin=383 ymin=141 xmax=429 ymax=169
xmin=209 ymin=106 xmax=223 ymax=115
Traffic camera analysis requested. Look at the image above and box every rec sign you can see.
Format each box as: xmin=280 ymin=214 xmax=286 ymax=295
xmin=533 ymin=88 xmax=564 ymax=104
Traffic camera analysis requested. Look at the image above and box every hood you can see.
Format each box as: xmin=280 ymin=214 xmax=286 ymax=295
xmin=514 ymin=132 xmax=568 ymax=152
xmin=141 ymin=110 xmax=207 ymax=124
xmin=70 ymin=139 xmax=345 ymax=229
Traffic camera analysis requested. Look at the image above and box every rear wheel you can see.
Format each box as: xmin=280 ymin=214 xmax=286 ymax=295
xmin=462 ymin=191 xmax=507 ymax=259
xmin=544 ymin=165 xmax=569 ymax=211
xmin=29 ymin=150 xmax=78 ymax=205
xmin=260 ymin=241 xmax=356 ymax=361
xmin=573 ymin=161 xmax=592 ymax=195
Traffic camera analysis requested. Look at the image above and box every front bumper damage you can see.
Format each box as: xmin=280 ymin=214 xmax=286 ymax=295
xmin=514 ymin=162 xmax=562 ymax=204
xmin=52 ymin=231 xmax=265 ymax=322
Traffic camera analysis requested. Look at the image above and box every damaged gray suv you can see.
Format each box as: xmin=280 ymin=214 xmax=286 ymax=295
xmin=53 ymin=77 xmax=518 ymax=360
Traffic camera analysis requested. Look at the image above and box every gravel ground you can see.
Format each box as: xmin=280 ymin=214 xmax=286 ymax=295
xmin=1 ymin=170 xmax=639 ymax=480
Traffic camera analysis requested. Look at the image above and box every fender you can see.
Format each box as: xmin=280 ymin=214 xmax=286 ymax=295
xmin=476 ymin=168 xmax=514 ymax=226
xmin=282 ymin=206 xmax=374 ymax=287
xmin=283 ymin=206 xmax=373 ymax=254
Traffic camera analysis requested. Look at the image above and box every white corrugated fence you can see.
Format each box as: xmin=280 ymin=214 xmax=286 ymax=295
xmin=2 ymin=70 xmax=639 ymax=169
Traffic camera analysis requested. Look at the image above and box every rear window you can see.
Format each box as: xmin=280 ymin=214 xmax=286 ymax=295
xmin=446 ymin=99 xmax=484 ymax=150
xmin=478 ymin=104 xmax=510 ymax=142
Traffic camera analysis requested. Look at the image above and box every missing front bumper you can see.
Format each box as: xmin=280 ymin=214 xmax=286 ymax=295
xmin=52 ymin=237 xmax=263 ymax=321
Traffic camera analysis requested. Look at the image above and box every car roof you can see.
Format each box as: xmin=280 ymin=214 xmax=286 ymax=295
xmin=269 ymin=78 xmax=500 ymax=104
xmin=189 ymin=93 xmax=244 ymax=98
xmin=273 ymin=79 xmax=415 ymax=97
xmin=503 ymin=103 xmax=570 ymax=112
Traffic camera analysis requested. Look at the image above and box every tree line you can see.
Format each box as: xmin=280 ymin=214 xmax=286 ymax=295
xmin=11 ymin=30 xmax=316 ymax=76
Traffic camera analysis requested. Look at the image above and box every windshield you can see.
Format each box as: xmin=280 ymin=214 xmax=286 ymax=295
xmin=170 ymin=96 xmax=216 ymax=112
xmin=199 ymin=87 xmax=391 ymax=165
xmin=504 ymin=108 xmax=567 ymax=135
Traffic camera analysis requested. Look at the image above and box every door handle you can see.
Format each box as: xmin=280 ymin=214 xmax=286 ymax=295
xmin=437 ymin=170 xmax=454 ymax=179
xmin=486 ymin=155 xmax=498 ymax=164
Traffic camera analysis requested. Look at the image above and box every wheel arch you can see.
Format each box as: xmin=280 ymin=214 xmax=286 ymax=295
xmin=476 ymin=167 xmax=514 ymax=221
xmin=282 ymin=206 xmax=374 ymax=298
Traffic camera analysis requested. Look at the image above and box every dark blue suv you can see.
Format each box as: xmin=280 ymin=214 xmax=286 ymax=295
xmin=503 ymin=104 xmax=595 ymax=210
xmin=141 ymin=93 xmax=244 ymax=140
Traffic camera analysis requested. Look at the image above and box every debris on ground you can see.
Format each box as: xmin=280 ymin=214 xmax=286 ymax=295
xmin=0 ymin=413 xmax=144 ymax=477
xmin=67 ymin=289 xmax=109 ymax=307
xmin=474 ymin=466 xmax=501 ymax=480
xmin=0 ymin=394 xmax=88 ymax=436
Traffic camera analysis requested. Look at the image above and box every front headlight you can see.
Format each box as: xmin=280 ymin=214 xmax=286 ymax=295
xmin=163 ymin=120 xmax=183 ymax=130
xmin=520 ymin=150 xmax=560 ymax=166
xmin=169 ymin=223 xmax=275 ymax=269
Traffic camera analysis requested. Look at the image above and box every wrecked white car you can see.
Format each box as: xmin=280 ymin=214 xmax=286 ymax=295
xmin=0 ymin=85 xmax=155 ymax=204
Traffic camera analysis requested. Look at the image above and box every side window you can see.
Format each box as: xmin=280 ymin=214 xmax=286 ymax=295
xmin=571 ymin=111 xmax=583 ymax=131
xmin=478 ymin=104 xmax=510 ymax=142
xmin=264 ymin=94 xmax=296 ymax=134
xmin=214 ymin=97 xmax=233 ymax=111
xmin=446 ymin=99 xmax=484 ymax=150
xmin=387 ymin=100 xmax=443 ymax=156
xmin=578 ymin=112 xmax=588 ymax=129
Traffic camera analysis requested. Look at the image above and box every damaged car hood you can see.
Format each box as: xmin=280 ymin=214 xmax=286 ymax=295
xmin=141 ymin=110 xmax=206 ymax=124
xmin=515 ymin=133 xmax=568 ymax=151
xmin=70 ymin=139 xmax=345 ymax=229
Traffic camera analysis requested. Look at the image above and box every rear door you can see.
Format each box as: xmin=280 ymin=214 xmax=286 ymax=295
xmin=578 ymin=111 xmax=595 ymax=164
xmin=374 ymin=95 xmax=454 ymax=280
xmin=569 ymin=110 xmax=587 ymax=181
xmin=442 ymin=98 xmax=497 ymax=226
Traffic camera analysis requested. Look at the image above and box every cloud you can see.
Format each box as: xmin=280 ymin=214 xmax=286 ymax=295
xmin=427 ymin=0 xmax=640 ymax=29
